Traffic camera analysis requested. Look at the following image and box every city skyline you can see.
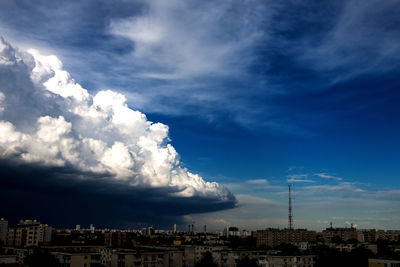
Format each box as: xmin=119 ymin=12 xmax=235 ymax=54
xmin=0 ymin=0 xmax=400 ymax=231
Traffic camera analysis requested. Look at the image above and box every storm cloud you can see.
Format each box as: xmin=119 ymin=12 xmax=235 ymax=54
xmin=0 ymin=37 xmax=236 ymax=227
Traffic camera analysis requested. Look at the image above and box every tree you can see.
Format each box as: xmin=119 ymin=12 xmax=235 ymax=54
xmin=194 ymin=252 xmax=218 ymax=267
xmin=347 ymin=238 xmax=359 ymax=244
xmin=331 ymin=236 xmax=343 ymax=244
xmin=24 ymin=250 xmax=61 ymax=267
xmin=237 ymin=256 xmax=258 ymax=267
xmin=275 ymin=243 xmax=299 ymax=255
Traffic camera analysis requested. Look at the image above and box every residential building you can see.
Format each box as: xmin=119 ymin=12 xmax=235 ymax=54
xmin=256 ymin=229 xmax=317 ymax=247
xmin=369 ymin=258 xmax=400 ymax=267
xmin=52 ymin=251 xmax=102 ymax=267
xmin=258 ymin=255 xmax=316 ymax=267
xmin=0 ymin=218 xmax=7 ymax=245
xmin=105 ymin=231 xmax=128 ymax=247
xmin=6 ymin=219 xmax=52 ymax=247
xmin=322 ymin=227 xmax=358 ymax=242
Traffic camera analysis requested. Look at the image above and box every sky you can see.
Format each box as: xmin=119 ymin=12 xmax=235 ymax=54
xmin=0 ymin=0 xmax=399 ymax=231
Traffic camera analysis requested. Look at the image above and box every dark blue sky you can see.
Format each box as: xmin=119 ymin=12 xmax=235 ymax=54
xmin=0 ymin=0 xmax=399 ymax=230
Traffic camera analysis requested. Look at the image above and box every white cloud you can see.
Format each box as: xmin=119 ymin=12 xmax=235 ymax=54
xmin=287 ymin=174 xmax=308 ymax=179
xmin=286 ymin=174 xmax=314 ymax=183
xmin=301 ymin=183 xmax=365 ymax=194
xmin=246 ymin=179 xmax=269 ymax=185
xmin=298 ymin=0 xmax=400 ymax=82
xmin=287 ymin=178 xmax=314 ymax=183
xmin=109 ymin=0 xmax=268 ymax=80
xmin=0 ymin=37 xmax=232 ymax=201
xmin=0 ymin=92 xmax=4 ymax=113
xmin=314 ymin=172 xmax=343 ymax=181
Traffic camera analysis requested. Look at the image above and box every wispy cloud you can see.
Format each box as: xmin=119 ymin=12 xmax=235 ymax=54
xmin=109 ymin=0 xmax=270 ymax=80
xmin=246 ymin=179 xmax=269 ymax=185
xmin=314 ymin=173 xmax=343 ymax=181
xmin=372 ymin=189 xmax=400 ymax=201
xmin=287 ymin=174 xmax=308 ymax=179
xmin=292 ymin=0 xmax=400 ymax=83
xmin=331 ymin=216 xmax=390 ymax=222
xmin=286 ymin=174 xmax=314 ymax=183
xmin=227 ymin=179 xmax=283 ymax=192
xmin=301 ymin=183 xmax=365 ymax=194
xmin=287 ymin=178 xmax=315 ymax=183
xmin=0 ymin=0 xmax=399 ymax=133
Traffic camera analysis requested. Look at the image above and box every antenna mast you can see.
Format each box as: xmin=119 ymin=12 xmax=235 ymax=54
xmin=288 ymin=184 xmax=293 ymax=230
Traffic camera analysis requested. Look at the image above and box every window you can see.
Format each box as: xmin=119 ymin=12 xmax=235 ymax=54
xmin=91 ymin=255 xmax=100 ymax=260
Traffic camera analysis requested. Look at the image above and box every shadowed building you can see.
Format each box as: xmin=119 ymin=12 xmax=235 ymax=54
xmin=322 ymin=226 xmax=358 ymax=243
xmin=105 ymin=231 xmax=128 ymax=247
xmin=6 ymin=219 xmax=52 ymax=247
xmin=256 ymin=228 xmax=317 ymax=248
xmin=0 ymin=218 xmax=7 ymax=245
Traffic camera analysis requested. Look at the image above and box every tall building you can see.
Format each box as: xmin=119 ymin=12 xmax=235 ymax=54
xmin=7 ymin=227 xmax=15 ymax=247
xmin=7 ymin=219 xmax=52 ymax=247
xmin=359 ymin=229 xmax=377 ymax=243
xmin=227 ymin=227 xmax=240 ymax=237
xmin=322 ymin=227 xmax=358 ymax=242
xmin=174 ymin=223 xmax=177 ymax=233
xmin=256 ymin=228 xmax=317 ymax=247
xmin=105 ymin=231 xmax=127 ymax=247
xmin=0 ymin=218 xmax=8 ymax=245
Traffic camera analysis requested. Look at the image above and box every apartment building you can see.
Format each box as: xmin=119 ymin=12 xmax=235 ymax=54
xmin=256 ymin=229 xmax=317 ymax=248
xmin=7 ymin=219 xmax=52 ymax=247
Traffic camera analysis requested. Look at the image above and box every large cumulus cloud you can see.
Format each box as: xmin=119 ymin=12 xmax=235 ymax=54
xmin=0 ymin=37 xmax=236 ymax=227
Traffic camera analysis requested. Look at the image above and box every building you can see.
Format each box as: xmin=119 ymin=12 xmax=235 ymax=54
xmin=90 ymin=224 xmax=95 ymax=233
xmin=258 ymin=255 xmax=316 ymax=267
xmin=376 ymin=230 xmax=400 ymax=241
xmin=105 ymin=231 xmax=128 ymax=247
xmin=52 ymin=251 xmax=102 ymax=267
xmin=7 ymin=227 xmax=16 ymax=247
xmin=368 ymin=258 xmax=400 ymax=267
xmin=2 ymin=247 xmax=34 ymax=265
xmin=0 ymin=218 xmax=8 ymax=245
xmin=225 ymin=227 xmax=240 ymax=237
xmin=256 ymin=228 xmax=317 ymax=248
xmin=0 ymin=255 xmax=18 ymax=265
xmin=7 ymin=219 xmax=52 ymax=247
xmin=101 ymin=247 xmax=177 ymax=267
xmin=359 ymin=229 xmax=377 ymax=243
xmin=322 ymin=227 xmax=358 ymax=242
xmin=143 ymin=227 xmax=155 ymax=236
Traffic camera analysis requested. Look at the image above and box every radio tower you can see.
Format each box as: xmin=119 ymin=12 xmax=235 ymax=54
xmin=288 ymin=184 xmax=293 ymax=230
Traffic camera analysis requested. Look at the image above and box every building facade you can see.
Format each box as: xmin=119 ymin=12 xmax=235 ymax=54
xmin=6 ymin=219 xmax=52 ymax=247
xmin=0 ymin=218 xmax=8 ymax=245
xmin=256 ymin=229 xmax=317 ymax=248
xmin=322 ymin=227 xmax=358 ymax=242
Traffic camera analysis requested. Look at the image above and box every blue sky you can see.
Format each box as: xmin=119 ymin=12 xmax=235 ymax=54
xmin=0 ymin=0 xmax=399 ymax=230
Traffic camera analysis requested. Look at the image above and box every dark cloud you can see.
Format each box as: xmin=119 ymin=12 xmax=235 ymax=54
xmin=0 ymin=159 xmax=236 ymax=228
xmin=0 ymin=37 xmax=237 ymax=228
